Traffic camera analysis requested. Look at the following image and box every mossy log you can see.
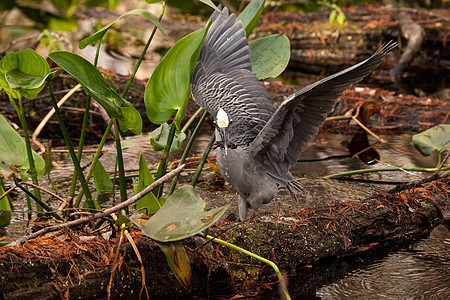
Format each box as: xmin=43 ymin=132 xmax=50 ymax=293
xmin=1 ymin=177 xmax=448 ymax=299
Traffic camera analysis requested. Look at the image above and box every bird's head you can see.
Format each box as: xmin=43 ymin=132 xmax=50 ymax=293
xmin=215 ymin=108 xmax=231 ymax=153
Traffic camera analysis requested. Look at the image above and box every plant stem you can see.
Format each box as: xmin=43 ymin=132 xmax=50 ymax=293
xmin=47 ymin=83 xmax=99 ymax=209
xmin=69 ymin=41 xmax=101 ymax=198
xmin=113 ymin=119 xmax=127 ymax=209
xmin=167 ymin=111 xmax=208 ymax=196
xmin=74 ymin=120 xmax=114 ymax=207
xmin=121 ymin=2 xmax=166 ymax=98
xmin=153 ymin=122 xmax=176 ymax=197
xmin=191 ymin=133 xmax=215 ymax=187
xmin=13 ymin=95 xmax=43 ymax=211
xmin=204 ymin=234 xmax=291 ymax=300
xmin=181 ymin=107 xmax=204 ymax=133
xmin=12 ymin=174 xmax=63 ymax=221
xmin=325 ymin=166 xmax=450 ymax=179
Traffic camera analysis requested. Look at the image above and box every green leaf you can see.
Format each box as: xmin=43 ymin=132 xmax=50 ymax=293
xmin=49 ymin=51 xmax=142 ymax=134
xmin=145 ymin=0 xmax=163 ymax=3
xmin=93 ymin=159 xmax=114 ymax=205
xmin=236 ymin=0 xmax=265 ymax=37
xmin=0 ymin=114 xmax=45 ymax=179
xmin=79 ymin=9 xmax=166 ymax=49
xmin=157 ymin=241 xmax=191 ymax=291
xmin=136 ymin=153 xmax=163 ymax=213
xmin=199 ymin=0 xmax=220 ymax=12
xmin=0 ymin=49 xmax=50 ymax=99
xmin=141 ymin=185 xmax=229 ymax=242
xmin=249 ymin=34 xmax=290 ymax=80
xmin=337 ymin=11 xmax=345 ymax=25
xmin=144 ymin=25 xmax=209 ymax=128
xmin=329 ymin=10 xmax=336 ymax=24
xmin=412 ymin=124 xmax=450 ymax=157
xmin=149 ymin=123 xmax=186 ymax=152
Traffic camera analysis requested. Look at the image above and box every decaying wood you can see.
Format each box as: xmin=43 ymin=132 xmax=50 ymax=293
xmin=1 ymin=176 xmax=448 ymax=299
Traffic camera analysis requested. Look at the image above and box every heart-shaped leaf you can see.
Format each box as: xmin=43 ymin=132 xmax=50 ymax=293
xmin=49 ymin=51 xmax=142 ymax=134
xmin=0 ymin=49 xmax=50 ymax=99
xmin=79 ymin=9 xmax=166 ymax=49
xmin=0 ymin=114 xmax=45 ymax=179
xmin=249 ymin=34 xmax=290 ymax=80
xmin=412 ymin=124 xmax=450 ymax=157
xmin=144 ymin=25 xmax=209 ymax=128
xmin=141 ymin=185 xmax=229 ymax=242
xmin=236 ymin=0 xmax=265 ymax=37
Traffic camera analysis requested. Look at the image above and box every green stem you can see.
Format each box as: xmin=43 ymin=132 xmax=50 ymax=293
xmin=47 ymin=82 xmax=99 ymax=209
xmin=205 ymin=234 xmax=291 ymax=300
xmin=168 ymin=111 xmax=208 ymax=196
xmin=191 ymin=133 xmax=215 ymax=187
xmin=69 ymin=41 xmax=101 ymax=198
xmin=121 ymin=2 xmax=165 ymax=98
xmin=113 ymin=119 xmax=127 ymax=208
xmin=181 ymin=107 xmax=204 ymax=133
xmin=325 ymin=166 xmax=450 ymax=179
xmin=12 ymin=95 xmax=43 ymax=211
xmin=13 ymin=174 xmax=63 ymax=221
xmin=436 ymin=151 xmax=442 ymax=170
xmin=74 ymin=120 xmax=114 ymax=207
xmin=153 ymin=122 xmax=177 ymax=197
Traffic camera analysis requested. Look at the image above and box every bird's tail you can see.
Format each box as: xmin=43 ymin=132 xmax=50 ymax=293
xmin=286 ymin=180 xmax=304 ymax=200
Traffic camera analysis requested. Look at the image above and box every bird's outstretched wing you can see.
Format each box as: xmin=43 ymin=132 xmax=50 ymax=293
xmin=249 ymin=41 xmax=397 ymax=181
xmin=191 ymin=7 xmax=275 ymax=146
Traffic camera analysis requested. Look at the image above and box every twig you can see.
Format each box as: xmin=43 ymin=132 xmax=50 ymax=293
xmin=351 ymin=115 xmax=386 ymax=143
xmin=7 ymin=164 xmax=185 ymax=247
xmin=19 ymin=181 xmax=66 ymax=202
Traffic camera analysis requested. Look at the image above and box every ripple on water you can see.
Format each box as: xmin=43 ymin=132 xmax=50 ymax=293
xmin=316 ymin=225 xmax=450 ymax=299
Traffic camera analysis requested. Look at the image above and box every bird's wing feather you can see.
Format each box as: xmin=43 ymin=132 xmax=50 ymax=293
xmin=250 ymin=41 xmax=397 ymax=180
xmin=191 ymin=7 xmax=275 ymax=146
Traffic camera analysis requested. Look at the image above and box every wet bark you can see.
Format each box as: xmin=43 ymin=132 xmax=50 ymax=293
xmin=1 ymin=177 xmax=448 ymax=299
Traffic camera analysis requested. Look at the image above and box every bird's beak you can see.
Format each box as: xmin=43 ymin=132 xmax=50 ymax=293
xmin=219 ymin=127 xmax=229 ymax=154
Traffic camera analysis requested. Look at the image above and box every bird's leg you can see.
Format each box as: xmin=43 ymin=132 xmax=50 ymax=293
xmin=238 ymin=195 xmax=249 ymax=221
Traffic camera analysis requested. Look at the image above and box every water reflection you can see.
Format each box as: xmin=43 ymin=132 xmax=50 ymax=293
xmin=317 ymin=225 xmax=450 ymax=299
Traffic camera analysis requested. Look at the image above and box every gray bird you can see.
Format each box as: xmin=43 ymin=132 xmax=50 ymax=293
xmin=191 ymin=7 xmax=396 ymax=220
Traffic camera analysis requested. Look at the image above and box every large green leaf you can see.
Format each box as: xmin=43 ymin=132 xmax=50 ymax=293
xmin=149 ymin=123 xmax=186 ymax=152
xmin=79 ymin=9 xmax=166 ymax=49
xmin=0 ymin=114 xmax=45 ymax=179
xmin=93 ymin=159 xmax=114 ymax=205
xmin=412 ymin=124 xmax=450 ymax=157
xmin=250 ymin=34 xmax=290 ymax=80
xmin=141 ymin=185 xmax=229 ymax=242
xmin=135 ymin=153 xmax=164 ymax=213
xmin=0 ymin=49 xmax=50 ymax=99
xmin=144 ymin=25 xmax=209 ymax=128
xmin=236 ymin=0 xmax=265 ymax=37
xmin=49 ymin=51 xmax=142 ymax=134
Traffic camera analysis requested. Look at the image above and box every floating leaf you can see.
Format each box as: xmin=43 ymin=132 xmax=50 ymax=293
xmin=135 ymin=154 xmax=164 ymax=213
xmin=157 ymin=241 xmax=192 ymax=291
xmin=0 ymin=115 xmax=45 ymax=179
xmin=236 ymin=0 xmax=265 ymax=37
xmin=249 ymin=34 xmax=290 ymax=80
xmin=0 ymin=49 xmax=50 ymax=99
xmin=49 ymin=51 xmax=142 ymax=134
xmin=412 ymin=124 xmax=450 ymax=157
xmin=79 ymin=9 xmax=166 ymax=49
xmin=149 ymin=123 xmax=186 ymax=152
xmin=145 ymin=25 xmax=209 ymax=128
xmin=141 ymin=185 xmax=229 ymax=242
